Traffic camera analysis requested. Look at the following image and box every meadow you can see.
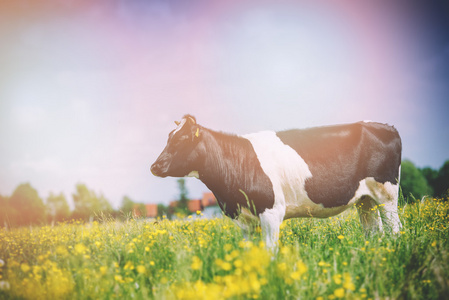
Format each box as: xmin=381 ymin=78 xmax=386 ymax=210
xmin=0 ymin=197 xmax=448 ymax=300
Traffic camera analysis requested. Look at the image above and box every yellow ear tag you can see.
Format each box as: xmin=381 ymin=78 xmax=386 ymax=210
xmin=195 ymin=128 xmax=200 ymax=138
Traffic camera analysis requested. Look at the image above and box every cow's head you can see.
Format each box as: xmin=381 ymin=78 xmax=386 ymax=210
xmin=151 ymin=115 xmax=202 ymax=178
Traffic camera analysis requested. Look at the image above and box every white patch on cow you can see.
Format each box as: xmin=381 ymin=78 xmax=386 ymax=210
xmin=363 ymin=120 xmax=372 ymax=123
xmin=242 ymin=131 xmax=314 ymax=247
xmin=187 ymin=171 xmax=199 ymax=179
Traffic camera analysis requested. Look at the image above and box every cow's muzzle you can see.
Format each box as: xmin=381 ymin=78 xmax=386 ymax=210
xmin=150 ymin=162 xmax=168 ymax=177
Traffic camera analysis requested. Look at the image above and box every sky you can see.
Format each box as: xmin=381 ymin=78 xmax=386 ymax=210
xmin=1 ymin=0 xmax=448 ymax=208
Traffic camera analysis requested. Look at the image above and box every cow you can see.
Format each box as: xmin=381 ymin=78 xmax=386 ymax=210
xmin=151 ymin=115 xmax=402 ymax=248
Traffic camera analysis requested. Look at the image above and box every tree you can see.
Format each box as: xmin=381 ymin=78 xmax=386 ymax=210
xmin=97 ymin=194 xmax=113 ymax=214
xmin=72 ymin=183 xmax=113 ymax=221
xmin=176 ymin=178 xmax=190 ymax=216
xmin=133 ymin=203 xmax=147 ymax=218
xmin=400 ymin=160 xmax=432 ymax=202
xmin=119 ymin=196 xmax=135 ymax=218
xmin=8 ymin=183 xmax=46 ymax=226
xmin=46 ymin=192 xmax=70 ymax=223
xmin=157 ymin=203 xmax=170 ymax=218
xmin=419 ymin=160 xmax=449 ymax=199
xmin=0 ymin=194 xmax=16 ymax=228
xmin=435 ymin=160 xmax=449 ymax=197
xmin=420 ymin=167 xmax=438 ymax=196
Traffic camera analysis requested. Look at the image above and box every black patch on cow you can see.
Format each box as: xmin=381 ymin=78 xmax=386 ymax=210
xmin=195 ymin=129 xmax=275 ymax=218
xmin=276 ymin=122 xmax=402 ymax=208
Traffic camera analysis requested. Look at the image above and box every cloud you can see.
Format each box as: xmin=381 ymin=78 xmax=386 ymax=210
xmin=10 ymin=157 xmax=63 ymax=174
xmin=11 ymin=104 xmax=47 ymax=132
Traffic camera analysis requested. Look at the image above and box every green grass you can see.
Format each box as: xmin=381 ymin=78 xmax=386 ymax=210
xmin=0 ymin=197 xmax=448 ymax=299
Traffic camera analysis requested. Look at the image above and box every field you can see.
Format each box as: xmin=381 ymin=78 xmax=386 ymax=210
xmin=0 ymin=198 xmax=448 ymax=300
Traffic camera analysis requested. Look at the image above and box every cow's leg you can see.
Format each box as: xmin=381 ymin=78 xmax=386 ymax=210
xmin=378 ymin=201 xmax=402 ymax=233
xmin=365 ymin=179 xmax=402 ymax=234
xmin=259 ymin=208 xmax=284 ymax=249
xmin=375 ymin=183 xmax=402 ymax=234
xmin=356 ymin=196 xmax=383 ymax=235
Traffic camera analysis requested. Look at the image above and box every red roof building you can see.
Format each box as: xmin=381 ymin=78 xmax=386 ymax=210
xmin=145 ymin=204 xmax=158 ymax=218
xmin=167 ymin=191 xmax=218 ymax=215
xmin=132 ymin=204 xmax=158 ymax=218
xmin=202 ymin=192 xmax=217 ymax=207
xmin=188 ymin=199 xmax=202 ymax=213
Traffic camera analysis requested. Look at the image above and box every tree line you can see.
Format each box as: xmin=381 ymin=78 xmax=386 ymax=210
xmin=400 ymin=159 xmax=449 ymax=202
xmin=0 ymin=178 xmax=193 ymax=228
xmin=0 ymin=160 xmax=448 ymax=228
xmin=0 ymin=183 xmax=115 ymax=228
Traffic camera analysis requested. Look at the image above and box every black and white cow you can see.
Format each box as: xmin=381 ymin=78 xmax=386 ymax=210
xmin=151 ymin=115 xmax=402 ymax=247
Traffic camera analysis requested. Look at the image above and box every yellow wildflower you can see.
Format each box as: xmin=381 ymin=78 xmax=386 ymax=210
xmin=74 ymin=243 xmax=87 ymax=255
xmin=290 ymin=271 xmax=301 ymax=280
xmin=223 ymin=244 xmax=233 ymax=252
xmin=334 ymin=288 xmax=345 ymax=298
xmin=191 ymin=256 xmax=202 ymax=270
xmin=277 ymin=262 xmax=287 ymax=272
xmin=343 ymin=273 xmax=356 ymax=291
xmin=297 ymin=260 xmax=308 ymax=275
xmin=234 ymin=259 xmax=243 ymax=268
xmin=100 ymin=266 xmax=107 ymax=275
xmin=56 ymin=246 xmax=68 ymax=256
xmin=20 ymin=263 xmax=30 ymax=273
xmin=333 ymin=274 xmax=342 ymax=285
xmin=137 ymin=265 xmax=146 ymax=274
xmin=221 ymin=262 xmax=232 ymax=271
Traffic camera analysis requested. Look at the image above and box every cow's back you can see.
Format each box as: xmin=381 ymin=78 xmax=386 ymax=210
xmin=276 ymin=122 xmax=401 ymax=208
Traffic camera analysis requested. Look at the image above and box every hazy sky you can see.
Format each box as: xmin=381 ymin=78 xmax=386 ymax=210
xmin=1 ymin=0 xmax=448 ymax=208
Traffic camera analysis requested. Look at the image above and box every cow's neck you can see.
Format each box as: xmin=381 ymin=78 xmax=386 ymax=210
xmin=194 ymin=128 xmax=275 ymax=217
xmin=196 ymin=129 xmax=252 ymax=193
